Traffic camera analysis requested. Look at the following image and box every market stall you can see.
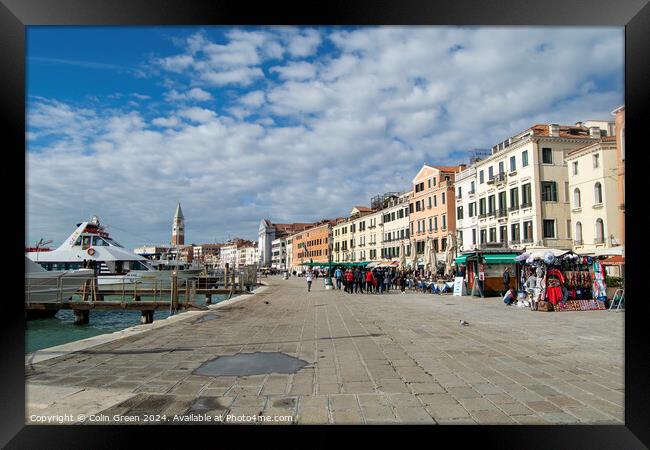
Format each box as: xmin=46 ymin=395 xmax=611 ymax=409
xmin=455 ymin=249 xmax=521 ymax=297
xmin=515 ymin=249 xmax=607 ymax=312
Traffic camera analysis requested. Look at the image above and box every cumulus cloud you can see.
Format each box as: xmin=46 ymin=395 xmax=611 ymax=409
xmin=165 ymin=87 xmax=213 ymax=102
xmin=26 ymin=27 xmax=623 ymax=248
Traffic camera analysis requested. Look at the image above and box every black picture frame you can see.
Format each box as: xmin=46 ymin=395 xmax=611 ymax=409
xmin=3 ymin=0 xmax=649 ymax=447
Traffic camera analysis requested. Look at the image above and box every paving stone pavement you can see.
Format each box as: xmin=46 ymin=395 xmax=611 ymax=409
xmin=26 ymin=276 xmax=624 ymax=425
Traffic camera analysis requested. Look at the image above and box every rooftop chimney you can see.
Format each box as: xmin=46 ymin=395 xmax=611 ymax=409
xmin=549 ymin=124 xmax=560 ymax=137
xmin=589 ymin=126 xmax=601 ymax=138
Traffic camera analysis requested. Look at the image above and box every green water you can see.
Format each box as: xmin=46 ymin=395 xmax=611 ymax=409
xmin=25 ymin=294 xmax=228 ymax=354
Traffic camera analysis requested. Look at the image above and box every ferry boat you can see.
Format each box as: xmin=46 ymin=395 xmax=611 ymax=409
xmin=26 ymin=216 xmax=173 ymax=291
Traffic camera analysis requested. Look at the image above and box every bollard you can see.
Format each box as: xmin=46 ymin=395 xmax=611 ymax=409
xmin=206 ymin=293 xmax=212 ymax=305
xmin=140 ymin=310 xmax=154 ymax=324
xmin=171 ymin=271 xmax=179 ymax=311
xmin=73 ymin=309 xmax=89 ymax=325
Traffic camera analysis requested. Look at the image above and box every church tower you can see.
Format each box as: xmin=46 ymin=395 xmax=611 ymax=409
xmin=172 ymin=202 xmax=185 ymax=246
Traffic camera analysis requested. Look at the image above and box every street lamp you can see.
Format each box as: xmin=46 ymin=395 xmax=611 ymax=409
xmin=325 ymin=233 xmax=334 ymax=289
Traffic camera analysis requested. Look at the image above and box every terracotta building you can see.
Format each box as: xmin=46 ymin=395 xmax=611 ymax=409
xmin=290 ymin=220 xmax=337 ymax=271
xmin=410 ymin=164 xmax=466 ymax=268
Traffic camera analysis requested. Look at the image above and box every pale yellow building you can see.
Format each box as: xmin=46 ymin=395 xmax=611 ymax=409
xmin=565 ymin=136 xmax=621 ymax=254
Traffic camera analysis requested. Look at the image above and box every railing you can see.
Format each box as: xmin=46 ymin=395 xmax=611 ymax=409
xmin=468 ymin=190 xmax=475 ymax=196
xmin=574 ymin=239 xmax=583 ymax=245
xmin=497 ymin=209 xmax=508 ymax=217
xmin=488 ymin=210 xmax=496 ymax=217
xmin=494 ymin=173 xmax=507 ymax=183
xmin=522 ymin=237 xmax=533 ymax=243
xmin=508 ymin=205 xmax=519 ymax=212
xmin=479 ymin=213 xmax=487 ymax=219
xmin=509 ymin=239 xmax=521 ymax=245
xmin=594 ymin=237 xmax=605 ymax=244
xmin=520 ymin=202 xmax=532 ymax=209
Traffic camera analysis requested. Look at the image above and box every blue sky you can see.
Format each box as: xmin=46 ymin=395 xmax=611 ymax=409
xmin=26 ymin=26 xmax=623 ymax=249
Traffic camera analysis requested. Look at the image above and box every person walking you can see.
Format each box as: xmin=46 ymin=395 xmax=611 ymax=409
xmin=384 ymin=271 xmax=392 ymax=294
xmin=399 ymin=273 xmax=407 ymax=293
xmin=345 ymin=269 xmax=355 ymax=294
xmin=365 ymin=269 xmax=373 ymax=294
xmin=306 ymin=270 xmax=313 ymax=292
xmin=334 ymin=267 xmax=343 ymax=290
xmin=503 ymin=267 xmax=511 ymax=296
xmin=354 ymin=268 xmax=363 ymax=293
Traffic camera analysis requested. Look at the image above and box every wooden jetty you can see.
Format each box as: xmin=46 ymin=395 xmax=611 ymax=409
xmin=25 ymin=270 xmax=259 ymax=325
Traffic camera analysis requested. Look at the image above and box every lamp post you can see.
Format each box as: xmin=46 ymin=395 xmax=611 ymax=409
xmin=325 ymin=233 xmax=334 ymax=289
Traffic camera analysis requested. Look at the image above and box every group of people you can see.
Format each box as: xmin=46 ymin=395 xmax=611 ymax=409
xmin=332 ymin=267 xmax=404 ymax=294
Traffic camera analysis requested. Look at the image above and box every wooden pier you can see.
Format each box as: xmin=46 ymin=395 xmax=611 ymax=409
xmin=25 ymin=270 xmax=259 ymax=325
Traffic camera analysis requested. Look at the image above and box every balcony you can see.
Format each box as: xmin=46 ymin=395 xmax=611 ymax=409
xmin=522 ymin=237 xmax=533 ymax=244
xmin=494 ymin=173 xmax=507 ymax=184
xmin=488 ymin=210 xmax=496 ymax=217
xmin=497 ymin=209 xmax=508 ymax=218
xmin=486 ymin=178 xmax=495 ymax=185
xmin=508 ymin=205 xmax=519 ymax=212
xmin=468 ymin=190 xmax=476 ymax=197
xmin=479 ymin=213 xmax=487 ymax=219
xmin=509 ymin=239 xmax=521 ymax=245
xmin=456 ymin=194 xmax=462 ymax=199
xmin=574 ymin=239 xmax=583 ymax=246
xmin=520 ymin=202 xmax=532 ymax=209
xmin=594 ymin=237 xmax=605 ymax=244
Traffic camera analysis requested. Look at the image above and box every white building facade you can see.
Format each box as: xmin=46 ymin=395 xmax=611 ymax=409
xmin=380 ymin=192 xmax=411 ymax=262
xmin=473 ymin=123 xmax=609 ymax=251
xmin=271 ymin=237 xmax=288 ymax=270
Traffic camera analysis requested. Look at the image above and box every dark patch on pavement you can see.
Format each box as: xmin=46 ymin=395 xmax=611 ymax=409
xmin=194 ymin=352 xmax=309 ymax=376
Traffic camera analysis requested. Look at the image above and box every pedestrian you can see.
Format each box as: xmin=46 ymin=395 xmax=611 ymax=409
xmin=503 ymin=267 xmax=511 ymax=296
xmin=354 ymin=268 xmax=363 ymax=293
xmin=345 ymin=269 xmax=354 ymax=293
xmin=400 ymin=273 xmax=407 ymax=293
xmin=384 ymin=271 xmax=391 ymax=293
xmin=334 ymin=267 xmax=343 ymax=290
xmin=365 ymin=269 xmax=373 ymax=294
xmin=306 ymin=270 xmax=313 ymax=292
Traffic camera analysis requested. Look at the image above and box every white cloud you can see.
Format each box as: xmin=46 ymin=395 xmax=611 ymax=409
xmin=177 ymin=107 xmax=217 ymax=123
xmin=269 ymin=61 xmax=317 ymax=80
xmin=165 ymin=87 xmax=213 ymax=102
xmin=287 ymin=29 xmax=322 ymax=57
xmin=152 ymin=116 xmax=181 ymax=127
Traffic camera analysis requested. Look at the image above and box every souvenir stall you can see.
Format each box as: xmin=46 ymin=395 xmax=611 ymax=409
xmin=455 ymin=250 xmax=521 ymax=297
xmin=515 ymin=249 xmax=607 ymax=311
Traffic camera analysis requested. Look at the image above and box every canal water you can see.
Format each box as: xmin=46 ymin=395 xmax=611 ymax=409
xmin=25 ymin=294 xmax=229 ymax=354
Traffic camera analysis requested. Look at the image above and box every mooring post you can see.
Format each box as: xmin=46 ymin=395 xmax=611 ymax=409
xmin=224 ymin=264 xmax=230 ymax=288
xmin=73 ymin=309 xmax=89 ymax=325
xmin=140 ymin=310 xmax=154 ymax=324
xmin=205 ymin=293 xmax=212 ymax=305
xmin=171 ymin=271 xmax=178 ymax=311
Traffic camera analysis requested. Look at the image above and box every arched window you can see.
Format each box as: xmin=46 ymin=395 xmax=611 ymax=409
xmin=595 ymin=218 xmax=604 ymax=243
xmin=575 ymin=222 xmax=583 ymax=243
xmin=573 ymin=188 xmax=581 ymax=207
xmin=594 ymin=182 xmax=602 ymax=204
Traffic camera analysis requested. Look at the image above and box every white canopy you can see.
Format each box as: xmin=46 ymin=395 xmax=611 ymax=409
xmin=594 ymin=246 xmax=624 ymax=257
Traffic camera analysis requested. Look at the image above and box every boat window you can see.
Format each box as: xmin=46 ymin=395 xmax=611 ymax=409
xmin=132 ymin=260 xmax=151 ymax=271
xmin=104 ymin=237 xmax=124 ymax=248
xmin=92 ymin=236 xmax=109 ymax=246
xmin=82 ymin=236 xmax=91 ymax=249
xmin=74 ymin=236 xmax=83 ymax=246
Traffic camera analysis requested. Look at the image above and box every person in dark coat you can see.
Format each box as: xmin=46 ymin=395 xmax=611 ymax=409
xmin=503 ymin=267 xmax=511 ymax=295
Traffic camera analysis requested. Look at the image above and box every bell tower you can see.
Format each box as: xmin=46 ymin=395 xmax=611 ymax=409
xmin=172 ymin=202 xmax=185 ymax=246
